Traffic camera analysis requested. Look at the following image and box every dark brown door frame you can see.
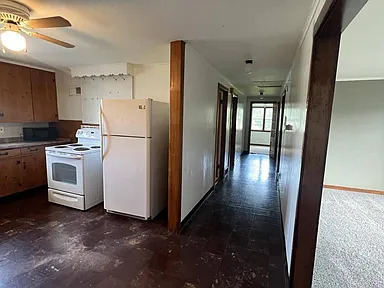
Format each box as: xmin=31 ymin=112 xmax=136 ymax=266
xmin=269 ymin=102 xmax=281 ymax=160
xmin=290 ymin=0 xmax=368 ymax=287
xmin=168 ymin=40 xmax=185 ymax=232
xmin=247 ymin=100 xmax=279 ymax=154
xmin=229 ymin=89 xmax=238 ymax=168
xmin=215 ymin=83 xmax=229 ymax=180
xmin=276 ymin=91 xmax=286 ymax=173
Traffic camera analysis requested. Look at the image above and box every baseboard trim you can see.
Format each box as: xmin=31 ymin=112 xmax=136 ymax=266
xmin=324 ymin=185 xmax=384 ymax=196
xmin=276 ymin=179 xmax=290 ymax=286
xmin=180 ymin=185 xmax=215 ymax=230
xmin=250 ymin=144 xmax=270 ymax=147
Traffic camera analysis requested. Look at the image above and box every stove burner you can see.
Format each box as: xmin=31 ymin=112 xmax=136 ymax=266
xmin=54 ymin=145 xmax=68 ymax=149
xmin=90 ymin=146 xmax=100 ymax=149
xmin=68 ymin=144 xmax=83 ymax=147
xmin=74 ymin=147 xmax=90 ymax=151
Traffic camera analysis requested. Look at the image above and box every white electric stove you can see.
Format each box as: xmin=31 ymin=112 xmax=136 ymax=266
xmin=45 ymin=127 xmax=103 ymax=210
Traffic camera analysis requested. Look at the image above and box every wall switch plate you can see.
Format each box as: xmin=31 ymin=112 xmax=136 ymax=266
xmin=0 ymin=127 xmax=4 ymax=134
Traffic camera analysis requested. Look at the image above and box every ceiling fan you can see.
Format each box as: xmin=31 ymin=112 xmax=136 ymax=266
xmin=0 ymin=0 xmax=74 ymax=52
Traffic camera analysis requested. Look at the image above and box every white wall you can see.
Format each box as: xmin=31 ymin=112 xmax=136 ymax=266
xmin=133 ymin=63 xmax=170 ymax=103
xmin=279 ymin=0 xmax=328 ymax=272
xmin=181 ymin=44 xmax=239 ymax=220
xmin=57 ymin=63 xmax=169 ymax=123
xmin=0 ymin=123 xmax=49 ymax=139
xmin=56 ymin=70 xmax=82 ymax=121
xmin=250 ymin=131 xmax=270 ymax=146
xmin=324 ymin=80 xmax=384 ymax=191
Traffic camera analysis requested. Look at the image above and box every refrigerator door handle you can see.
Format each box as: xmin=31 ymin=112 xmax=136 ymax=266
xmin=100 ymin=105 xmax=103 ymax=160
xmin=100 ymin=105 xmax=110 ymax=161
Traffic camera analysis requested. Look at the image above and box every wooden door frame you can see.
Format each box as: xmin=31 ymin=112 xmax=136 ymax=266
xmin=229 ymin=90 xmax=238 ymax=168
xmin=290 ymin=0 xmax=368 ymax=287
xmin=247 ymin=100 xmax=279 ymax=153
xmin=269 ymin=102 xmax=281 ymax=160
xmin=215 ymin=83 xmax=229 ymax=180
xmin=168 ymin=40 xmax=185 ymax=232
xmin=276 ymin=91 xmax=286 ymax=173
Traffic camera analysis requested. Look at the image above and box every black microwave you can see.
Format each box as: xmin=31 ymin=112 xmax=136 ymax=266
xmin=23 ymin=127 xmax=58 ymax=142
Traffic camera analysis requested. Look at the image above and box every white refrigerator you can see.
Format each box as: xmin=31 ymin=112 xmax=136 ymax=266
xmin=100 ymin=98 xmax=169 ymax=219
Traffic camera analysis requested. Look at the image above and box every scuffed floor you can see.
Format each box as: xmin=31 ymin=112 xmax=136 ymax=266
xmin=312 ymin=189 xmax=384 ymax=288
xmin=0 ymin=154 xmax=287 ymax=287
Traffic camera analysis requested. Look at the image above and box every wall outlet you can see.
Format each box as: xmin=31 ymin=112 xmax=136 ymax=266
xmin=0 ymin=127 xmax=4 ymax=134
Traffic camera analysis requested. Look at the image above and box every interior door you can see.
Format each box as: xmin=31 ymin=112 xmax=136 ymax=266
xmin=214 ymin=87 xmax=229 ymax=183
xmin=103 ymin=136 xmax=149 ymax=218
xmin=269 ymin=103 xmax=279 ymax=159
xmin=229 ymin=96 xmax=238 ymax=167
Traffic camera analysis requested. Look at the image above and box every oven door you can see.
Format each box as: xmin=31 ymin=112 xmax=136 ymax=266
xmin=46 ymin=152 xmax=84 ymax=195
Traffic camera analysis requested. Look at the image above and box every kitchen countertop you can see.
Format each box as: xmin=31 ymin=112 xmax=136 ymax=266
xmin=0 ymin=139 xmax=72 ymax=150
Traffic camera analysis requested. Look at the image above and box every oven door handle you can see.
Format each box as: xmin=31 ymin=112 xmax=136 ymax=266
xmin=46 ymin=152 xmax=83 ymax=160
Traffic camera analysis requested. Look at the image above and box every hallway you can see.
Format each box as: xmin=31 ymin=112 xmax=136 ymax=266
xmin=0 ymin=154 xmax=286 ymax=288
xmin=183 ymin=154 xmax=287 ymax=287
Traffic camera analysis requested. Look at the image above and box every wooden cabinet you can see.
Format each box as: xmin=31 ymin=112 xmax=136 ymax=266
xmin=0 ymin=62 xmax=34 ymax=122
xmin=0 ymin=145 xmax=48 ymax=197
xmin=21 ymin=151 xmax=47 ymax=191
xmin=0 ymin=157 xmax=22 ymax=197
xmin=0 ymin=62 xmax=58 ymax=123
xmin=30 ymin=69 xmax=58 ymax=122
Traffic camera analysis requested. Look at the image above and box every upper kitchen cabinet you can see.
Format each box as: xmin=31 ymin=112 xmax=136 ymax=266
xmin=0 ymin=62 xmax=34 ymax=123
xmin=30 ymin=69 xmax=58 ymax=122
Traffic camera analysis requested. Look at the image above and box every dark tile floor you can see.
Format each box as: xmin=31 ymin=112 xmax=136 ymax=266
xmin=0 ymin=154 xmax=287 ymax=288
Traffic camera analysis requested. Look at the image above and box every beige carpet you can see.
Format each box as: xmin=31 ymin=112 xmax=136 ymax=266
xmin=312 ymin=189 xmax=384 ymax=288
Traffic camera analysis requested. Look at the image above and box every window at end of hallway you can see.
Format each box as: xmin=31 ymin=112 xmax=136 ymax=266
xmin=251 ymin=103 xmax=273 ymax=132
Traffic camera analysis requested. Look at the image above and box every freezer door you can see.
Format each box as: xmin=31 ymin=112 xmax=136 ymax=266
xmin=100 ymin=99 xmax=151 ymax=138
xmin=102 ymin=135 xmax=150 ymax=218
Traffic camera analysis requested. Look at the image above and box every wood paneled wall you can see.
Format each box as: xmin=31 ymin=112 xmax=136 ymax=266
xmin=55 ymin=120 xmax=82 ymax=141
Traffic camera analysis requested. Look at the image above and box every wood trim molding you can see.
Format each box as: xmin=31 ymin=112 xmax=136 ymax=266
xmin=290 ymin=1 xmax=367 ymax=287
xmin=218 ymin=83 xmax=229 ymax=179
xmin=323 ymin=185 xmax=384 ymax=196
xmin=229 ymin=89 xmax=238 ymax=168
xmin=168 ymin=40 xmax=185 ymax=232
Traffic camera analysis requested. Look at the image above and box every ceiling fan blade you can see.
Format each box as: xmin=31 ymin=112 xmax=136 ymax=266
xmin=24 ymin=16 xmax=71 ymax=28
xmin=30 ymin=32 xmax=75 ymax=48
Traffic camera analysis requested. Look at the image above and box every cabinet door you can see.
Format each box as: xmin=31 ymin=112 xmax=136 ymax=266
xmin=30 ymin=69 xmax=58 ymax=122
xmin=0 ymin=158 xmax=22 ymax=197
xmin=21 ymin=151 xmax=47 ymax=190
xmin=0 ymin=62 xmax=33 ymax=122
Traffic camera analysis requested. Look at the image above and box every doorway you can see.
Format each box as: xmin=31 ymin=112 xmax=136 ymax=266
xmin=276 ymin=91 xmax=286 ymax=173
xmin=289 ymin=0 xmax=369 ymax=287
xmin=248 ymin=102 xmax=279 ymax=158
xmin=229 ymin=93 xmax=238 ymax=168
xmin=214 ymin=84 xmax=228 ymax=183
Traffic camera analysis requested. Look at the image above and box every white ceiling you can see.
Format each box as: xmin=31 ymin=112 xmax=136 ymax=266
xmin=0 ymin=0 xmax=314 ymax=95
xmin=337 ymin=0 xmax=384 ymax=81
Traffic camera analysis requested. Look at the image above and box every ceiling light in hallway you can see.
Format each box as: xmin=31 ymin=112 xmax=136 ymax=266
xmin=245 ymin=59 xmax=253 ymax=74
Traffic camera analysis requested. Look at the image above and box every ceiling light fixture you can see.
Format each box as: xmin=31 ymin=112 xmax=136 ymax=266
xmin=244 ymin=59 xmax=253 ymax=75
xmin=1 ymin=30 xmax=26 ymax=52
